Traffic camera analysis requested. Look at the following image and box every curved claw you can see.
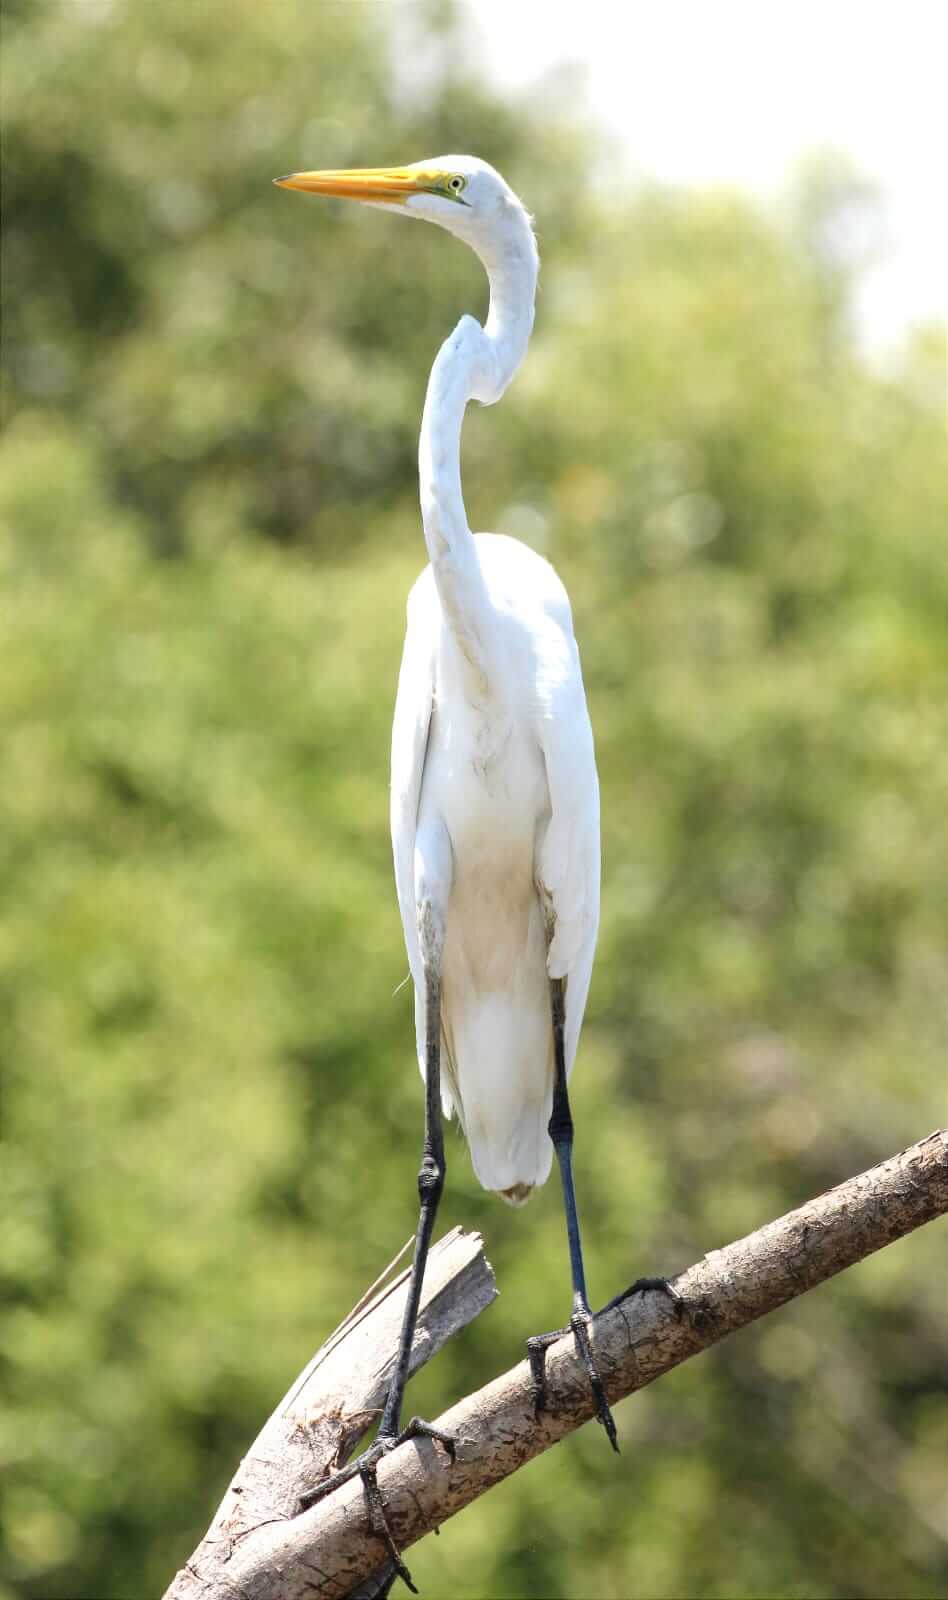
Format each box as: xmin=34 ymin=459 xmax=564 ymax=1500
xmin=526 ymin=1310 xmax=619 ymax=1451
xmin=569 ymin=1309 xmax=619 ymax=1452
xmin=359 ymin=1458 xmax=418 ymax=1594
xmin=297 ymin=1417 xmax=456 ymax=1593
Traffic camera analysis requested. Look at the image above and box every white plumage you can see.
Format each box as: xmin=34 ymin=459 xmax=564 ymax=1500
xmin=276 ymin=153 xmax=617 ymax=1518
xmin=392 ymin=532 xmax=599 ymax=1203
xmin=277 ymin=154 xmax=600 ymax=1202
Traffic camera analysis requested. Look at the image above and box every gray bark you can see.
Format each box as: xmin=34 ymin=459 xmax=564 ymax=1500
xmin=164 ymin=1129 xmax=948 ymax=1600
xmin=163 ymin=1226 xmax=496 ymax=1600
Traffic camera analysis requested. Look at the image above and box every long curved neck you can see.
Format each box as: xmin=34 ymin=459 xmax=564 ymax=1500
xmin=418 ymin=222 xmax=537 ymax=697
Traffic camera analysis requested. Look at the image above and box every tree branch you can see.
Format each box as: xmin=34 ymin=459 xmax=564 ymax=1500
xmin=164 ymin=1129 xmax=948 ymax=1600
xmin=163 ymin=1227 xmax=497 ymax=1600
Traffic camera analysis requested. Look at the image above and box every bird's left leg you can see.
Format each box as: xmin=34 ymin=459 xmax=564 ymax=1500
xmin=527 ymin=979 xmax=684 ymax=1449
xmin=297 ymin=833 xmax=453 ymax=1593
xmin=526 ymin=976 xmax=620 ymax=1448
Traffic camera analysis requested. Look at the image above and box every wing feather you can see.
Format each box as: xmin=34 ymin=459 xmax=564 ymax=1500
xmin=390 ymin=590 xmax=436 ymax=990
xmin=536 ymin=626 xmax=601 ymax=1077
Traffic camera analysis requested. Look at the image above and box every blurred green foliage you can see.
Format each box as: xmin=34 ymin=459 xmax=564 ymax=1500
xmin=2 ymin=3 xmax=947 ymax=1598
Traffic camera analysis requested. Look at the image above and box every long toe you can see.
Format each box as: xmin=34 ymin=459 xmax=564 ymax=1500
xmin=569 ymin=1310 xmax=619 ymax=1453
xmin=359 ymin=1456 xmax=418 ymax=1594
xmin=399 ymin=1415 xmax=457 ymax=1460
xmin=526 ymin=1314 xmax=619 ymax=1452
xmin=297 ymin=1440 xmax=387 ymax=1514
xmin=297 ymin=1417 xmax=456 ymax=1594
xmin=602 ymin=1275 xmax=684 ymax=1319
xmin=526 ymin=1323 xmax=571 ymax=1416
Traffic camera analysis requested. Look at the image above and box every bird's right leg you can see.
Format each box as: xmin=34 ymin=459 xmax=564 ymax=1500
xmin=297 ymin=825 xmax=454 ymax=1594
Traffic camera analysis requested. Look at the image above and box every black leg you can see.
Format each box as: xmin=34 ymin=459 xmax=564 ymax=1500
xmin=527 ymin=977 xmax=620 ymax=1451
xmin=378 ymin=964 xmax=446 ymax=1439
xmin=297 ymin=965 xmax=454 ymax=1592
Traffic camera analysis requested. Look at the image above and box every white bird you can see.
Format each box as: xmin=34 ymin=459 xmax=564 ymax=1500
xmin=275 ymin=156 xmax=639 ymax=1577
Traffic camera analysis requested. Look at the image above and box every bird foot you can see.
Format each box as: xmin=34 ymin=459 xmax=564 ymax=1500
xmin=601 ymin=1274 xmax=685 ymax=1319
xmin=297 ymin=1416 xmax=456 ymax=1594
xmin=527 ymin=1279 xmax=684 ymax=1453
xmin=527 ymin=1306 xmax=619 ymax=1452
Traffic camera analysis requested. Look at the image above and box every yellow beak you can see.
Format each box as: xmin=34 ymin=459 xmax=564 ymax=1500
xmin=273 ymin=166 xmax=424 ymax=204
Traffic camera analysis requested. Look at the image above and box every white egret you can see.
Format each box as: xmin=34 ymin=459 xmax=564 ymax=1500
xmin=275 ymin=156 xmax=671 ymax=1581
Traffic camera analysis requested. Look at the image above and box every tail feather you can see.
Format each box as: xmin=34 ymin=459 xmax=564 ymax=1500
xmin=439 ymin=988 xmax=554 ymax=1197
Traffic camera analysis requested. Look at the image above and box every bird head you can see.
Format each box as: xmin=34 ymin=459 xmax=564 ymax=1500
xmin=274 ymin=154 xmax=532 ymax=261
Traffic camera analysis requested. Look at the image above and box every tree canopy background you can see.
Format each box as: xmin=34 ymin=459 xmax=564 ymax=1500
xmin=2 ymin=2 xmax=946 ymax=1597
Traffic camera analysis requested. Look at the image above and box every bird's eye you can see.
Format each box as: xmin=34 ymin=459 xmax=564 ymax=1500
xmin=448 ymin=175 xmax=465 ymax=193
